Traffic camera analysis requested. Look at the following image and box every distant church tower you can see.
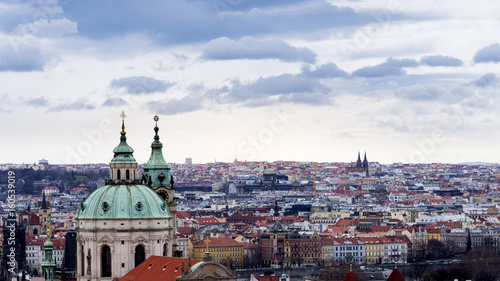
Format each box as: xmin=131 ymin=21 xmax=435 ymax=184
xmin=42 ymin=237 xmax=56 ymax=281
xmin=347 ymin=151 xmax=369 ymax=176
xmin=76 ymin=112 xmax=174 ymax=280
xmin=363 ymin=152 xmax=369 ymax=177
xmin=39 ymin=191 xmax=51 ymax=235
xmin=142 ymin=115 xmax=179 ymax=256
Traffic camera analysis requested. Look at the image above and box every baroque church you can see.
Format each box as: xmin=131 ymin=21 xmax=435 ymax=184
xmin=76 ymin=114 xmax=178 ymax=280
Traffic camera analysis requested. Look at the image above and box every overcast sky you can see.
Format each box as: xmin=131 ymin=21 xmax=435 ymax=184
xmin=1 ymin=0 xmax=500 ymax=165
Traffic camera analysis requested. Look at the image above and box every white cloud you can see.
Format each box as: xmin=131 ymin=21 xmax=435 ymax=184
xmin=14 ymin=18 xmax=78 ymax=37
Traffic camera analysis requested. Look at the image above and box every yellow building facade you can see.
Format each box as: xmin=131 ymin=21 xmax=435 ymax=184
xmin=191 ymin=238 xmax=244 ymax=268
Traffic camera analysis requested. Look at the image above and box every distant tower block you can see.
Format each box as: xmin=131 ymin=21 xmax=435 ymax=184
xmin=185 ymin=157 xmax=192 ymax=165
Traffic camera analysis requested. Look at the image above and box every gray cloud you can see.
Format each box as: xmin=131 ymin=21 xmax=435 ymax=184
xmin=420 ymin=55 xmax=463 ymax=67
xmin=301 ymin=63 xmax=348 ymax=78
xmin=48 ymin=100 xmax=95 ymax=112
xmin=472 ymin=73 xmax=497 ymax=87
xmin=25 ymin=96 xmax=49 ymax=107
xmin=214 ymin=63 xmax=346 ymax=106
xmin=147 ymin=96 xmax=203 ymax=115
xmin=201 ymin=36 xmax=316 ymax=63
xmin=352 ymin=57 xmax=419 ymax=78
xmin=103 ymin=97 xmax=128 ymax=107
xmin=473 ymin=43 xmax=500 ymax=63
xmin=278 ymin=92 xmax=332 ymax=105
xmin=394 ymin=84 xmax=446 ymax=101
xmin=110 ymin=76 xmax=175 ymax=94
xmin=61 ymin=1 xmax=390 ymax=45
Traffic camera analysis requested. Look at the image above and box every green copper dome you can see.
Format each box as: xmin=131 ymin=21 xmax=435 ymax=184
xmin=77 ymin=184 xmax=171 ymax=219
xmin=44 ymin=238 xmax=53 ymax=248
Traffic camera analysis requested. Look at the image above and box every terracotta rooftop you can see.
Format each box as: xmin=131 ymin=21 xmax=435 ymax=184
xmin=120 ymin=256 xmax=202 ymax=281
xmin=386 ymin=268 xmax=405 ymax=281
xmin=343 ymin=271 xmax=359 ymax=281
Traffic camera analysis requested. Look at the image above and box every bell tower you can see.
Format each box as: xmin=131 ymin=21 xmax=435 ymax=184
xmin=39 ymin=190 xmax=51 ymax=235
xmin=142 ymin=115 xmax=179 ymax=255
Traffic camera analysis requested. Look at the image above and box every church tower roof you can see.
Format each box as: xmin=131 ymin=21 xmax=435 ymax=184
xmin=40 ymin=190 xmax=49 ymax=210
xmin=110 ymin=111 xmax=137 ymax=164
xmin=143 ymin=115 xmax=172 ymax=187
xmin=270 ymin=220 xmax=285 ymax=232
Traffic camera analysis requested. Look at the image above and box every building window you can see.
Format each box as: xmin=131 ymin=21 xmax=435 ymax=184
xmin=101 ymin=245 xmax=112 ymax=277
xmin=126 ymin=169 xmax=130 ymax=180
xmin=135 ymin=245 xmax=145 ymax=267
xmin=117 ymin=170 xmax=121 ymax=180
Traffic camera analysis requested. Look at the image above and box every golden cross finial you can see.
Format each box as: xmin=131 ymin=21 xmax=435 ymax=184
xmin=350 ymin=260 xmax=353 ymax=272
xmin=120 ymin=111 xmax=127 ymax=133
xmin=203 ymin=237 xmax=211 ymax=252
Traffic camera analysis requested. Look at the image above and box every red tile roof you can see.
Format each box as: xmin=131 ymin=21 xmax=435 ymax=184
xmin=255 ymin=275 xmax=281 ymax=281
xmin=343 ymin=271 xmax=359 ymax=281
xmin=193 ymin=217 xmax=220 ymax=225
xmin=120 ymin=256 xmax=202 ymax=281
xmin=19 ymin=211 xmax=40 ymax=225
xmin=386 ymin=268 xmax=405 ymax=281
xmin=177 ymin=227 xmax=196 ymax=236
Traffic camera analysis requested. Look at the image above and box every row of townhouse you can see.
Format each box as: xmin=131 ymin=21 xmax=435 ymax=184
xmin=322 ymin=236 xmax=410 ymax=265
xmin=262 ymin=221 xmax=412 ymax=267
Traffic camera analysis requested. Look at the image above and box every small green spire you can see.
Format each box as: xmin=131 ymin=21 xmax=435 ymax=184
xmin=143 ymin=115 xmax=172 ymax=187
xmin=111 ymin=111 xmax=137 ymax=164
xmin=42 ymin=236 xmax=56 ymax=281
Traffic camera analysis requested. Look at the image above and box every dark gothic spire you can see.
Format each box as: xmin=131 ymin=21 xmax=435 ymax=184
xmin=41 ymin=190 xmax=49 ymax=210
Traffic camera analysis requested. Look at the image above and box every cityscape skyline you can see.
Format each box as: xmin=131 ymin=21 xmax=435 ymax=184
xmin=1 ymin=1 xmax=500 ymax=164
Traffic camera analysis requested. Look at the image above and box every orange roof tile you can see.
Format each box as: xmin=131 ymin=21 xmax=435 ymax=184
xmin=343 ymin=271 xmax=359 ymax=281
xmin=386 ymin=268 xmax=405 ymax=281
xmin=120 ymin=256 xmax=201 ymax=281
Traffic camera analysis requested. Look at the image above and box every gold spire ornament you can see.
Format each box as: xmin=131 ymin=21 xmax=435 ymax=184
xmin=120 ymin=111 xmax=127 ymax=134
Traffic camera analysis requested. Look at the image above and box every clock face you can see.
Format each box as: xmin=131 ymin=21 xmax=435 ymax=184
xmin=157 ymin=189 xmax=169 ymax=201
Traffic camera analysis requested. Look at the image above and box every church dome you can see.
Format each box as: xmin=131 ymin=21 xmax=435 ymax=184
xmin=44 ymin=238 xmax=53 ymax=248
xmin=77 ymin=184 xmax=171 ymax=220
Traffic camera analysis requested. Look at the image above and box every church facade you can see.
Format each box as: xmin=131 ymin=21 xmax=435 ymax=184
xmin=76 ymin=114 xmax=176 ymax=280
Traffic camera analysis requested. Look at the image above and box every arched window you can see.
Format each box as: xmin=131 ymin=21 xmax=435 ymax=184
xmin=126 ymin=169 xmax=130 ymax=180
xmin=34 ymin=228 xmax=38 ymax=235
xmin=117 ymin=170 xmax=121 ymax=180
xmin=135 ymin=245 xmax=145 ymax=267
xmin=80 ymin=245 xmax=85 ymax=275
xmin=101 ymin=245 xmax=112 ymax=277
xmin=163 ymin=243 xmax=168 ymax=256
